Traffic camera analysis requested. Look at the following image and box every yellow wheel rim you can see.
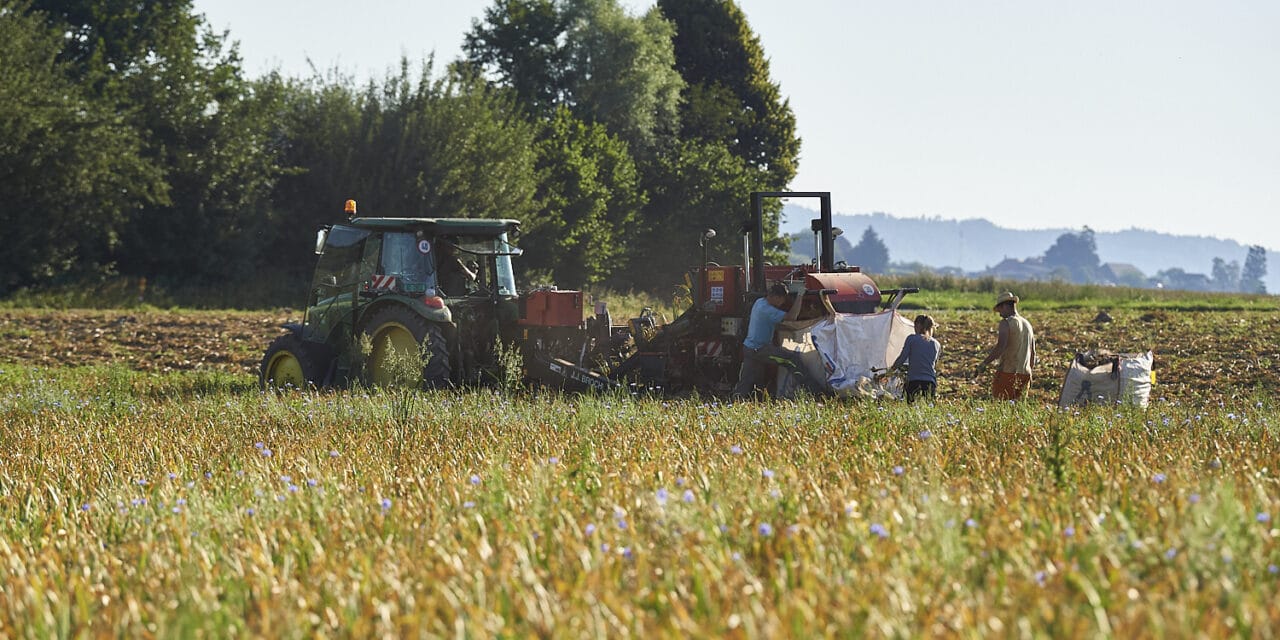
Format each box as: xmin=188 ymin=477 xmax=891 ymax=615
xmin=266 ymin=351 xmax=306 ymax=389
xmin=369 ymin=322 xmax=419 ymax=387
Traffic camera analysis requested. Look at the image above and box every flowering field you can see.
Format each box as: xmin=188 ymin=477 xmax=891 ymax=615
xmin=1 ymin=361 xmax=1277 ymax=636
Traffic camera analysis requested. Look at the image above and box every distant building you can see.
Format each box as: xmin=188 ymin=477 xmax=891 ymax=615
xmin=983 ymin=257 xmax=1056 ymax=281
xmin=1101 ymin=262 xmax=1149 ymax=288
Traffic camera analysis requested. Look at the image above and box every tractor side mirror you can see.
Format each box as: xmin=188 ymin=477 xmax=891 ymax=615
xmin=314 ymin=229 xmax=329 ymax=255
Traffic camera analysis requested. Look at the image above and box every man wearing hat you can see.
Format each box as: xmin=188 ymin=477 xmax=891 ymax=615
xmin=976 ymin=291 xmax=1036 ymax=400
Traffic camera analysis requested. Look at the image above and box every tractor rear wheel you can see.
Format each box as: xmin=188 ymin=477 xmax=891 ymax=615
xmin=357 ymin=305 xmax=451 ymax=388
xmin=260 ymin=333 xmax=323 ymax=390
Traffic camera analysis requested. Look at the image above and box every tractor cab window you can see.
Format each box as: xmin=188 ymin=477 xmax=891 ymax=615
xmin=313 ymin=226 xmax=372 ymax=295
xmin=441 ymin=234 xmax=518 ymax=298
xmin=305 ymin=225 xmax=372 ymax=341
xmin=379 ymin=232 xmax=435 ymax=294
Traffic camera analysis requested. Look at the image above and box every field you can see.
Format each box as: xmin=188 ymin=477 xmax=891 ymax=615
xmin=1 ymin=306 xmax=1278 ymax=636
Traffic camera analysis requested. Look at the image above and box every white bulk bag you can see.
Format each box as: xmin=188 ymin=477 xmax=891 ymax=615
xmin=1058 ymin=350 xmax=1154 ymax=408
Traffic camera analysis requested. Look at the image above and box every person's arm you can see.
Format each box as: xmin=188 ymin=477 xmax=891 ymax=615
xmin=783 ymin=293 xmax=804 ymax=322
xmin=981 ymin=320 xmax=1009 ymax=367
xmin=1030 ymin=333 xmax=1037 ymax=369
xmin=892 ymin=339 xmax=911 ymax=370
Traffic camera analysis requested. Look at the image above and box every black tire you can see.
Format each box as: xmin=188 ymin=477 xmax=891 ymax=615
xmin=356 ymin=304 xmax=452 ymax=388
xmin=260 ymin=333 xmax=324 ymax=391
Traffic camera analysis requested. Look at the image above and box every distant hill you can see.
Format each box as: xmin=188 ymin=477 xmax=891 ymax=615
xmin=780 ymin=205 xmax=1278 ymax=292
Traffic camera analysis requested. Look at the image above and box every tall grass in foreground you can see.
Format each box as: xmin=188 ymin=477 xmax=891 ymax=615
xmin=1 ymin=365 xmax=1277 ymax=637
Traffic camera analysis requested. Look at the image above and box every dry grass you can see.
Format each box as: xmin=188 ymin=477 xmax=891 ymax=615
xmin=1 ymin=365 xmax=1277 ymax=637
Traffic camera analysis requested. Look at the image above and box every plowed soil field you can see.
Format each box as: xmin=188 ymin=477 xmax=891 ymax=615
xmin=1 ymin=308 xmax=1276 ymax=401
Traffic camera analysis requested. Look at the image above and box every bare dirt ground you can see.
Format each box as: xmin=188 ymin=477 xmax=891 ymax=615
xmin=1 ymin=307 xmax=1276 ymax=401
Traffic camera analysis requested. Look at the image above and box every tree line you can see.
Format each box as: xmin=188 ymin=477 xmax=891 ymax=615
xmin=1 ymin=0 xmax=800 ymax=299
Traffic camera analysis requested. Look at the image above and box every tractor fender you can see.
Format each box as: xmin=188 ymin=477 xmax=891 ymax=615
xmin=355 ymin=295 xmax=453 ymax=329
xmin=279 ymin=322 xmax=304 ymax=336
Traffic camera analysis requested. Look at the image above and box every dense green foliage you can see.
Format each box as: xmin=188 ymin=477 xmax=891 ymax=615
xmin=2 ymin=0 xmax=798 ymax=298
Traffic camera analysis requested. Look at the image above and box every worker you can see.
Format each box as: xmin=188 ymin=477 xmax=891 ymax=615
xmin=891 ymin=314 xmax=941 ymax=403
xmin=435 ymin=239 xmax=475 ymax=297
xmin=976 ymin=291 xmax=1036 ymax=400
xmin=732 ymin=283 xmax=824 ymax=399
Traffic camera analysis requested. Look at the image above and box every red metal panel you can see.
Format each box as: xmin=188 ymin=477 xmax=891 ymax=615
xmin=519 ymin=290 xmax=584 ymax=327
xmin=805 ymin=272 xmax=880 ymax=304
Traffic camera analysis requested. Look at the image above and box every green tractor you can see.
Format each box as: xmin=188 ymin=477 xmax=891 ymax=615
xmin=260 ymin=201 xmax=530 ymax=390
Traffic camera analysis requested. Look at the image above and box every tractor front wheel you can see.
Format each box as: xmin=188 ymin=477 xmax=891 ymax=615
xmin=357 ymin=305 xmax=451 ymax=388
xmin=260 ymin=333 xmax=324 ymax=390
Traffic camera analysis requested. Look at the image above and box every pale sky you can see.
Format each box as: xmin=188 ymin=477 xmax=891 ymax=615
xmin=196 ymin=0 xmax=1280 ymax=251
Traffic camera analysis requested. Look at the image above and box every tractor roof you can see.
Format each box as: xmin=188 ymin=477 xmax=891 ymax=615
xmin=348 ymin=217 xmax=520 ymax=235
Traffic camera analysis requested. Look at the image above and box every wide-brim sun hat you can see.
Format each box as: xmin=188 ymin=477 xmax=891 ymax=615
xmin=993 ymin=291 xmax=1019 ymax=309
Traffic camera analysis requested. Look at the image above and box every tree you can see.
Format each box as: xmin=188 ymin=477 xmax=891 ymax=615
xmin=1241 ymin=245 xmax=1268 ymax=294
xmin=1211 ymin=257 xmax=1240 ymax=292
xmin=0 ymin=1 xmax=163 ymax=293
xmin=522 ymin=107 xmax=644 ymax=287
xmin=847 ymin=227 xmax=890 ymax=274
xmin=462 ymin=0 xmax=570 ymax=115
xmin=563 ymin=0 xmax=684 ymax=151
xmin=29 ymin=0 xmax=283 ymax=284
xmin=621 ymin=139 xmax=769 ymax=288
xmin=1043 ymin=227 xmax=1101 ymax=283
xmin=464 ymin=0 xmax=684 ymax=152
xmin=657 ymin=0 xmax=800 ymax=187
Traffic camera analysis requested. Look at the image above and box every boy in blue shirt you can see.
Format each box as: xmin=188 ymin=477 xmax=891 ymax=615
xmin=891 ymin=314 xmax=941 ymax=403
xmin=732 ymin=283 xmax=824 ymax=399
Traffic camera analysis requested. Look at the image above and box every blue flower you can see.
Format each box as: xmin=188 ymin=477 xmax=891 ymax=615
xmin=656 ymin=488 xmax=669 ymax=505
xmin=469 ymin=474 xmax=481 ymax=486
xmin=329 ymin=450 xmax=340 ymax=458
xmin=1165 ymin=547 xmax=1177 ymax=560
xmin=261 ymin=449 xmax=272 ymax=457
xmin=548 ymin=456 xmax=559 ymax=465
xmin=204 ymin=472 xmax=213 ymax=479
xmin=965 ymin=518 xmax=978 ymax=529
xmin=463 ymin=501 xmax=476 ymax=509
xmin=918 ymin=430 xmax=932 ymax=440
xmin=380 ymin=498 xmax=392 ymax=510
xmin=762 ymin=468 xmax=775 ymax=479
xmin=167 ymin=472 xmax=177 ymax=480
xmin=80 ymin=503 xmax=91 ymax=511
xmin=307 ymin=479 xmax=318 ymax=487
xmin=621 ymin=547 xmax=633 ymax=560
xmin=870 ymin=523 xmax=889 ymax=538
xmin=1270 ymin=564 xmax=1279 ymax=575
xmin=1064 ymin=526 xmax=1076 ymax=537
xmin=246 ymin=508 xmax=255 ymax=515
xmin=585 ymin=523 xmax=596 ymax=536
xmin=758 ymin=523 xmax=773 ymax=537
xmin=1258 ymin=513 xmax=1272 ymax=523
xmin=1034 ymin=571 xmax=1046 ymax=586
xmin=892 ymin=465 xmax=905 ymax=476
xmin=1153 ymin=473 xmax=1167 ymax=484
xmin=1189 ymin=493 xmax=1201 ymax=504
xmin=255 ymin=442 xmax=264 ymax=449
xmin=730 ymin=445 xmax=743 ymax=455
xmin=683 ymin=489 xmax=695 ymax=503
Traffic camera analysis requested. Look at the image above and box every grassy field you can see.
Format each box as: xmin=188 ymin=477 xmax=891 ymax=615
xmin=2 ymin=276 xmax=1278 ymax=636
xmin=1 ymin=362 xmax=1277 ymax=637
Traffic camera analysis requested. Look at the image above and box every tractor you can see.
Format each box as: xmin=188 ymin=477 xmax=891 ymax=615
xmin=260 ymin=200 xmax=604 ymax=390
